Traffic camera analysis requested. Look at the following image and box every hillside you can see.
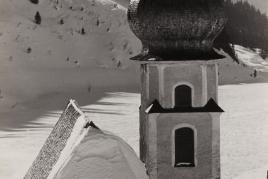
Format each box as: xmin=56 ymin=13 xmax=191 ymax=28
xmin=1 ymin=0 xmax=268 ymax=113
xmin=0 ymin=0 xmax=141 ymax=111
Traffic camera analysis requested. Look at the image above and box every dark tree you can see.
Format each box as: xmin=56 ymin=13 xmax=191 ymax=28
xmin=34 ymin=11 xmax=42 ymax=25
xmin=81 ymin=28 xmax=85 ymax=35
xmin=29 ymin=0 xmax=39 ymax=4
xmin=215 ymin=0 xmax=268 ymax=61
xmin=214 ymin=29 xmax=239 ymax=63
xmin=27 ymin=47 xmax=32 ymax=54
xmin=59 ymin=19 xmax=64 ymax=25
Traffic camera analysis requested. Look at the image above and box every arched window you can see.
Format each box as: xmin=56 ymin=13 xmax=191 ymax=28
xmin=174 ymin=85 xmax=192 ymax=107
xmin=174 ymin=127 xmax=195 ymax=167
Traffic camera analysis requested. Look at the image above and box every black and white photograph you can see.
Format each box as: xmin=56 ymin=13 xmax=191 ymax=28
xmin=0 ymin=0 xmax=268 ymax=178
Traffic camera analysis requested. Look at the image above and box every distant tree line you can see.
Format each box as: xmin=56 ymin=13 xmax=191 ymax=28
xmin=215 ymin=0 xmax=268 ymax=61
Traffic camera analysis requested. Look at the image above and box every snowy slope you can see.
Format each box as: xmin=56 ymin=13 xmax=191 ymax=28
xmin=217 ymin=45 xmax=268 ymax=85
xmin=0 ymin=0 xmax=141 ymax=110
xmin=233 ymin=45 xmax=268 ymax=72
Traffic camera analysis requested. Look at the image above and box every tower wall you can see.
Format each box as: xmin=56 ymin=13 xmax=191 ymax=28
xmin=146 ymin=112 xmax=221 ymax=179
xmin=139 ymin=61 xmax=219 ymax=163
xmin=141 ymin=61 xmax=219 ymax=109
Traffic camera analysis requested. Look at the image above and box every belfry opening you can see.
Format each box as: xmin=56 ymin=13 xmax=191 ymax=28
xmin=174 ymin=85 xmax=192 ymax=108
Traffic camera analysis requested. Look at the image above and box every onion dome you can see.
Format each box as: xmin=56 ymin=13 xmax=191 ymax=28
xmin=128 ymin=0 xmax=227 ymax=60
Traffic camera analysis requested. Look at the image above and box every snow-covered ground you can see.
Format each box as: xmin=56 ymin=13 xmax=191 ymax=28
xmin=0 ymin=83 xmax=268 ymax=179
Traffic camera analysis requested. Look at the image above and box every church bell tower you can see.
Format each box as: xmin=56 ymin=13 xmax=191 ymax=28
xmin=127 ymin=0 xmax=227 ymax=179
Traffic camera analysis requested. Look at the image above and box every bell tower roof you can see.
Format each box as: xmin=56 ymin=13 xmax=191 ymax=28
xmin=127 ymin=0 xmax=227 ymax=60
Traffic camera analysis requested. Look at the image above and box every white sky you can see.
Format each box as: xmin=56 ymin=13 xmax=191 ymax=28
xmin=233 ymin=0 xmax=268 ymax=15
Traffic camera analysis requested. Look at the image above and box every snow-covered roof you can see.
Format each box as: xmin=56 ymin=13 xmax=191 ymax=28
xmin=24 ymin=99 xmax=88 ymax=179
xmin=52 ymin=122 xmax=148 ymax=179
xmin=24 ymin=99 xmax=148 ymax=179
